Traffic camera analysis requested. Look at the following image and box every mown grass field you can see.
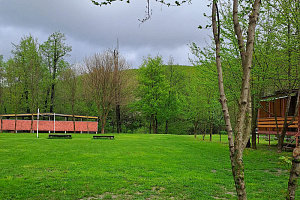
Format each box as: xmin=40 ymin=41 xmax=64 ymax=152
xmin=0 ymin=133 xmax=298 ymax=199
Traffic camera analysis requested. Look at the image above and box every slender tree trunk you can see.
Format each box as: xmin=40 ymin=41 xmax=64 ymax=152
xmin=212 ymin=0 xmax=260 ymax=199
xmin=14 ymin=116 xmax=17 ymax=133
xmin=73 ymin=115 xmax=76 ymax=134
xmin=44 ymin=87 xmax=50 ymax=112
xmin=287 ymin=147 xmax=300 ymax=200
xmin=251 ymin=100 xmax=259 ymax=149
xmin=116 ymin=104 xmax=121 ymax=133
xmin=165 ymin=119 xmax=169 ymax=134
xmin=25 ymin=90 xmax=30 ymax=113
xmin=278 ymin=88 xmax=300 ymax=152
xmin=251 ymin=124 xmax=257 ymax=149
xmin=152 ymin=115 xmax=157 ymax=134
xmin=278 ymin=94 xmax=292 ymax=152
xmin=30 ymin=114 xmax=33 ymax=133
xmin=210 ymin=122 xmax=212 ymax=141
xmin=203 ymin=123 xmax=206 ymax=140
xmin=50 ymin=83 xmax=55 ymax=113
xmin=101 ymin=119 xmax=106 ymax=134
xmin=194 ymin=120 xmax=198 ymax=138
xmin=155 ymin=116 xmax=158 ymax=134
xmin=149 ymin=116 xmax=152 ymax=134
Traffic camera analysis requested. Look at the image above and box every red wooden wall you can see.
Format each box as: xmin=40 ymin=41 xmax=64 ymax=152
xmin=0 ymin=119 xmax=98 ymax=133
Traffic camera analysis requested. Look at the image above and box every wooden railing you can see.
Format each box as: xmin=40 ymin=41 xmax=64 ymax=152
xmin=257 ymin=117 xmax=299 ymax=136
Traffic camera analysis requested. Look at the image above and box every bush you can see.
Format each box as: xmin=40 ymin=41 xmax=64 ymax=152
xmin=219 ymin=130 xmax=227 ymax=135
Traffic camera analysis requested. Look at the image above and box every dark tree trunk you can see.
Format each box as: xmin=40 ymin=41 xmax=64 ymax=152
xmin=210 ymin=123 xmax=212 ymax=141
xmin=116 ymin=104 xmax=121 ymax=133
xmin=251 ymin=126 xmax=257 ymax=149
xmin=14 ymin=116 xmax=17 ymax=133
xmin=73 ymin=115 xmax=76 ymax=134
xmin=165 ymin=120 xmax=169 ymax=134
xmin=278 ymin=94 xmax=293 ymax=153
xmin=25 ymin=90 xmax=30 ymax=113
xmin=154 ymin=116 xmax=158 ymax=134
xmin=194 ymin=121 xmax=198 ymax=138
xmin=44 ymin=87 xmax=50 ymax=112
xmin=251 ymin=97 xmax=259 ymax=149
xmin=30 ymin=114 xmax=33 ymax=133
xmin=246 ymin=139 xmax=251 ymax=148
xmin=50 ymin=83 xmax=55 ymax=113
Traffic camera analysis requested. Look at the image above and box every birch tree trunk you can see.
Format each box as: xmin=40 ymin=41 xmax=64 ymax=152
xmin=212 ymin=0 xmax=261 ymax=199
xmin=287 ymin=147 xmax=300 ymax=200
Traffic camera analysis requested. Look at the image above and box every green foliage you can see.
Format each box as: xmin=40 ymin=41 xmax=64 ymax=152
xmin=40 ymin=31 xmax=72 ymax=113
xmin=135 ymin=55 xmax=168 ymax=133
xmin=219 ymin=130 xmax=227 ymax=135
xmin=278 ymin=156 xmax=292 ymax=170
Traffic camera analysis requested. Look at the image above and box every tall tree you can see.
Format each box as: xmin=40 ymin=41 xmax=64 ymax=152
xmin=40 ymin=31 xmax=72 ymax=113
xmin=136 ymin=55 xmax=168 ymax=134
xmin=162 ymin=58 xmax=186 ymax=134
xmin=4 ymin=59 xmax=24 ymax=132
xmin=11 ymin=35 xmax=44 ymax=132
xmin=12 ymin=35 xmax=44 ymax=114
xmin=212 ymin=0 xmax=261 ymax=199
xmin=112 ymin=47 xmax=132 ymax=133
xmin=83 ymin=50 xmax=128 ymax=133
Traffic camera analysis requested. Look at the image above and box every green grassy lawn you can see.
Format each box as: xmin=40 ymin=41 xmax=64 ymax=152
xmin=0 ymin=133 xmax=298 ymax=199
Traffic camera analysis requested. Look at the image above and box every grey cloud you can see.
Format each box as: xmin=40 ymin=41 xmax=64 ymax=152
xmin=0 ymin=0 xmax=211 ymax=68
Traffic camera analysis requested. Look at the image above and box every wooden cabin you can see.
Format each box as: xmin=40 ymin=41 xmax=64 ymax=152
xmin=257 ymin=90 xmax=299 ymax=147
xmin=0 ymin=113 xmax=98 ymax=134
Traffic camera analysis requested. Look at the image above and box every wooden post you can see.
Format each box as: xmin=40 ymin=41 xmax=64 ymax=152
xmin=269 ymin=134 xmax=271 ymax=146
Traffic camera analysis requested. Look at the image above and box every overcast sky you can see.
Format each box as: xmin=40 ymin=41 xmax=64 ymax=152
xmin=0 ymin=0 xmax=211 ymax=68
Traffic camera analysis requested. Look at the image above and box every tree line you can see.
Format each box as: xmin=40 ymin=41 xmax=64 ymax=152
xmin=0 ymin=32 xmax=224 ymax=136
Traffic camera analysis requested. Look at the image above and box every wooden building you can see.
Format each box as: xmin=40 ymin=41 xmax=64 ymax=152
xmin=257 ymin=90 xmax=299 ymax=147
xmin=0 ymin=113 xmax=98 ymax=134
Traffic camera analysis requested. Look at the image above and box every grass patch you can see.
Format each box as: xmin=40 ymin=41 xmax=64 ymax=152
xmin=0 ymin=133 xmax=298 ymax=199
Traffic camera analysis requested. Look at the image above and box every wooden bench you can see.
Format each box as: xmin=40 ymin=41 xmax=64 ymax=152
xmin=48 ymin=134 xmax=72 ymax=139
xmin=93 ymin=135 xmax=114 ymax=140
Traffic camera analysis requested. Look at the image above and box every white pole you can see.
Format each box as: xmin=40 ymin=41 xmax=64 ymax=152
xmin=37 ymin=108 xmax=39 ymax=138
xmin=49 ymin=115 xmax=50 ymax=133
xmin=54 ymin=113 xmax=55 ymax=133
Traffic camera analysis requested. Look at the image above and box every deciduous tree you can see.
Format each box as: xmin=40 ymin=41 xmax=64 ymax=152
xmin=212 ymin=0 xmax=261 ymax=199
xmin=40 ymin=31 xmax=72 ymax=113
xmin=83 ymin=50 xmax=129 ymax=133
xmin=136 ymin=55 xmax=168 ymax=134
